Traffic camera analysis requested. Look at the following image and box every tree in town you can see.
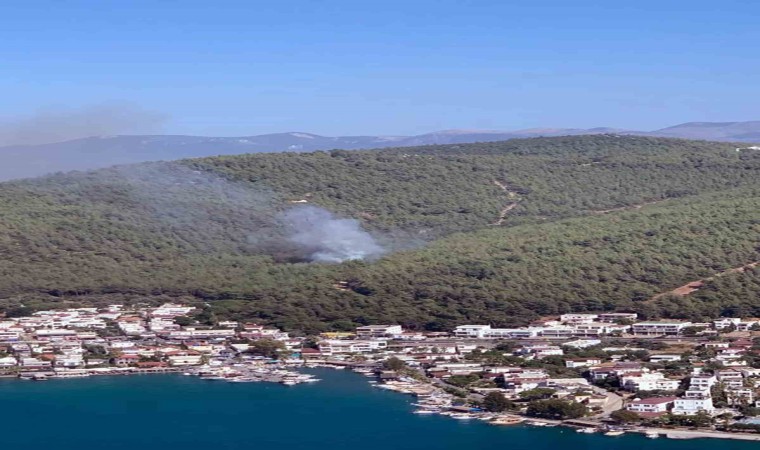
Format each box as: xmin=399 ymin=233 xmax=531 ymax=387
xmin=174 ymin=316 xmax=193 ymax=327
xmin=382 ymin=356 xmax=405 ymax=371
xmin=483 ymin=391 xmax=512 ymax=412
xmin=526 ymin=399 xmax=587 ymax=419
xmin=446 ymin=374 xmax=480 ymax=388
xmin=247 ymin=339 xmax=286 ymax=358
xmin=610 ymin=409 xmax=641 ymax=424
xmin=518 ymin=388 xmax=556 ymax=401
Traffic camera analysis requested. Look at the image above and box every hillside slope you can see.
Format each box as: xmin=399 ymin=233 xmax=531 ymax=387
xmin=1 ymin=135 xmax=759 ymax=332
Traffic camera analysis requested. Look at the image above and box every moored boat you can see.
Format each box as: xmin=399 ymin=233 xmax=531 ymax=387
xmin=490 ymin=416 xmax=523 ymax=425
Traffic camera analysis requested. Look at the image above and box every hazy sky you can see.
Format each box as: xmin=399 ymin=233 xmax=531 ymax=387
xmin=2 ymin=0 xmax=759 ymax=137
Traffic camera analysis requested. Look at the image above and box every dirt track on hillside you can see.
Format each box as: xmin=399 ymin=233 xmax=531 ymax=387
xmin=491 ymin=180 xmax=520 ymax=225
xmin=649 ymin=261 xmax=759 ymax=302
xmin=590 ymin=199 xmax=665 ymax=215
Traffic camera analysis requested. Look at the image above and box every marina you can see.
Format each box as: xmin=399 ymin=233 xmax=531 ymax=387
xmin=186 ymin=361 xmax=319 ymax=386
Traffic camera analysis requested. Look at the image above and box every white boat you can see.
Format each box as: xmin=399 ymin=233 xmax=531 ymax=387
xmin=414 ymin=410 xmax=436 ymax=414
xmin=645 ymin=432 xmax=659 ymax=439
xmin=604 ymin=431 xmax=624 ymax=436
xmin=576 ymin=428 xmax=596 ymax=433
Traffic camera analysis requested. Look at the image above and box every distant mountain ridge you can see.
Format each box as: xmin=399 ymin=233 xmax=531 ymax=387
xmin=653 ymin=121 xmax=760 ymax=141
xmin=1 ymin=120 xmax=758 ymax=181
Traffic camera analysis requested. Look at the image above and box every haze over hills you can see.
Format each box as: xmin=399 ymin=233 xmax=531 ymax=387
xmin=1 ymin=121 xmax=760 ymax=182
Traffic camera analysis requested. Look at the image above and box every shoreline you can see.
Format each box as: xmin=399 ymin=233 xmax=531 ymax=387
xmin=5 ymin=364 xmax=760 ymax=443
xmin=629 ymin=427 xmax=760 ymax=441
xmin=361 ymin=367 xmax=760 ymax=443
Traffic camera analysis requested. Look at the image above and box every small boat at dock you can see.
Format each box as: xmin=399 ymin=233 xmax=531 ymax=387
xmin=490 ymin=416 xmax=523 ymax=425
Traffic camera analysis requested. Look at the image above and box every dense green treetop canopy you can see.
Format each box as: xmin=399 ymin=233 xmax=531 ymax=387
xmin=0 ymin=135 xmax=758 ymax=332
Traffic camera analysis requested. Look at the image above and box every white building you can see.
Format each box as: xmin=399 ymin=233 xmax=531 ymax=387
xmin=355 ymin=325 xmax=403 ymax=338
xmin=522 ymin=345 xmax=563 ymax=359
xmin=689 ymin=375 xmax=717 ymax=391
xmin=704 ymin=342 xmax=730 ymax=349
xmin=597 ymin=313 xmax=638 ymax=323
xmin=0 ymin=356 xmax=18 ymax=367
xmin=318 ymin=339 xmax=388 ymax=355
xmin=0 ymin=330 xmax=21 ymax=342
xmin=151 ymin=304 xmax=196 ymax=318
xmin=167 ymin=355 xmax=204 ymax=366
xmin=737 ymin=320 xmax=760 ymax=331
xmin=164 ymin=329 xmax=236 ymax=340
xmin=672 ymin=396 xmax=715 ymax=416
xmin=559 ymin=314 xmax=598 ymax=324
xmin=485 ymin=327 xmax=544 ymax=338
xmin=539 ymin=327 xmax=575 ymax=338
xmin=626 ymin=396 xmax=676 ymax=414
xmin=621 ymin=372 xmax=680 ymax=391
xmin=452 ymin=324 xmax=545 ymax=339
xmin=21 ymin=358 xmax=51 ymax=369
xmin=562 ymin=339 xmax=602 ymax=349
xmin=727 ymin=388 xmax=755 ymax=406
xmin=454 ymin=325 xmax=491 ymax=338
xmin=713 ymin=318 xmax=742 ymax=330
xmin=631 ymin=321 xmax=692 ymax=336
xmin=716 ymin=369 xmax=744 ymax=389
xmin=571 ymin=323 xmax=619 ymax=337
xmin=649 ymin=354 xmax=682 ymax=363
xmin=565 ymin=358 xmax=602 ymax=369
xmin=35 ymin=329 xmax=77 ymax=339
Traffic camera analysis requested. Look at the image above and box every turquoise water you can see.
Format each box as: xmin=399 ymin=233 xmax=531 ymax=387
xmin=0 ymin=368 xmax=754 ymax=450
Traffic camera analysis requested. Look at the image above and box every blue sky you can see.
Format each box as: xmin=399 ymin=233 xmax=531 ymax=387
xmin=1 ymin=0 xmax=759 ymax=136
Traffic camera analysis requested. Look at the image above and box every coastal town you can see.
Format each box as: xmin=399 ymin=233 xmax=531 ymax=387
xmin=4 ymin=304 xmax=760 ymax=440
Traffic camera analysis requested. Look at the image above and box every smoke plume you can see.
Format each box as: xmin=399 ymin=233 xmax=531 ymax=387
xmin=0 ymin=102 xmax=167 ymax=146
xmin=280 ymin=205 xmax=386 ymax=263
xmin=29 ymin=161 xmax=390 ymax=264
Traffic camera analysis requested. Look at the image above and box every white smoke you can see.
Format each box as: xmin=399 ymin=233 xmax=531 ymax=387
xmin=29 ymin=161 xmax=391 ymax=263
xmin=0 ymin=102 xmax=167 ymax=146
xmin=280 ymin=205 xmax=385 ymax=263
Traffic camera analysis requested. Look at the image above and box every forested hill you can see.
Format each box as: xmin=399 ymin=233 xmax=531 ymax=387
xmin=1 ymin=135 xmax=759 ymax=332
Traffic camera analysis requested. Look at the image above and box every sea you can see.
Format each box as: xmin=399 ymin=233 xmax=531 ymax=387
xmin=0 ymin=368 xmax=755 ymax=450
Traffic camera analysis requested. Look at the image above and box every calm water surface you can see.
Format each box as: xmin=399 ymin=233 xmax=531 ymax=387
xmin=0 ymin=368 xmax=755 ymax=450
